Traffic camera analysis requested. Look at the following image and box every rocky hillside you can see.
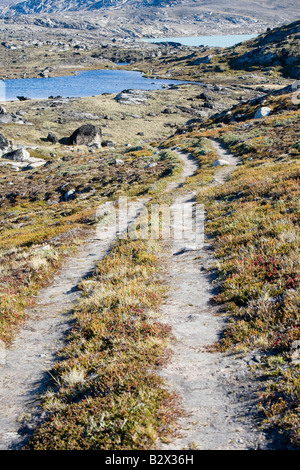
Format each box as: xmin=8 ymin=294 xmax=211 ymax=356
xmin=226 ymin=20 xmax=300 ymax=78
xmin=1 ymin=0 xmax=298 ymax=23
xmin=0 ymin=0 xmax=298 ymax=39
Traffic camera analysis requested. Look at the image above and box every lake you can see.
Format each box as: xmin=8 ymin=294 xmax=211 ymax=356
xmin=144 ymin=34 xmax=257 ymax=48
xmin=0 ymin=69 xmax=192 ymax=102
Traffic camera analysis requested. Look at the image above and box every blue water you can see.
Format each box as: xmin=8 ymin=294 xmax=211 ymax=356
xmin=1 ymin=69 xmax=191 ymax=102
xmin=144 ymin=34 xmax=257 ymax=48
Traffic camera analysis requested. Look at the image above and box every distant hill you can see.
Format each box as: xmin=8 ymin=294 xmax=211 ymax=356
xmin=1 ymin=0 xmax=299 ymax=22
xmin=0 ymin=0 xmax=299 ymax=41
xmin=3 ymin=0 xmax=179 ymax=14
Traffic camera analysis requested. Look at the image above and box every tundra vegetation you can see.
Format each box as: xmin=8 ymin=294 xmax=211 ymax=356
xmin=0 ymin=18 xmax=299 ymax=449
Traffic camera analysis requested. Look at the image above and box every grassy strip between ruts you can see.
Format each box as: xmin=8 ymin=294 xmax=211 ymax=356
xmin=26 ymin=236 xmax=181 ymax=450
xmin=22 ymin=153 xmax=183 ymax=450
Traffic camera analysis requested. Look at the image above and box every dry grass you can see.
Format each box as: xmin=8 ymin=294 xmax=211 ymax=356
xmin=26 ymin=237 xmax=181 ymax=450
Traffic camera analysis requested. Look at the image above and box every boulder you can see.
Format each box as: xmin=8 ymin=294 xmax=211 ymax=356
xmin=47 ymin=132 xmax=58 ymax=144
xmin=145 ymin=162 xmax=157 ymax=168
xmin=69 ymin=124 xmax=102 ymax=146
xmin=0 ymin=133 xmax=11 ymax=155
xmin=254 ymin=107 xmax=272 ymax=119
xmin=3 ymin=148 xmax=32 ymax=162
xmin=17 ymin=96 xmax=30 ymax=101
xmin=191 ymin=55 xmax=213 ymax=65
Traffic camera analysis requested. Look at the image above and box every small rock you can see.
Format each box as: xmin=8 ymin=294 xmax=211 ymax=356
xmin=102 ymin=140 xmax=115 ymax=149
xmin=88 ymin=142 xmax=101 ymax=149
xmin=254 ymin=107 xmax=271 ymax=119
xmin=47 ymin=132 xmax=58 ymax=144
xmin=16 ymin=96 xmax=30 ymax=101
xmin=291 ymin=340 xmax=300 ymax=363
xmin=144 ymin=162 xmax=157 ymax=168
xmin=64 ymin=189 xmax=75 ymax=201
xmin=213 ymin=159 xmax=230 ymax=166
xmin=115 ymin=89 xmax=150 ymax=105
xmin=173 ymin=246 xmax=201 ymax=255
xmin=40 ymin=245 xmax=51 ymax=251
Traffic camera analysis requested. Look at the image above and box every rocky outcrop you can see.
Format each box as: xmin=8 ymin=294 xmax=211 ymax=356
xmin=213 ymin=159 xmax=230 ymax=166
xmin=1 ymin=148 xmax=47 ymax=170
xmin=0 ymin=114 xmax=25 ymax=124
xmin=115 ymin=89 xmax=150 ymax=105
xmin=228 ymin=20 xmax=300 ymax=78
xmin=190 ymin=55 xmax=213 ymax=65
xmin=69 ymin=124 xmax=102 ymax=146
